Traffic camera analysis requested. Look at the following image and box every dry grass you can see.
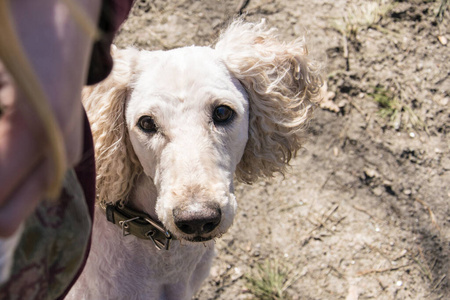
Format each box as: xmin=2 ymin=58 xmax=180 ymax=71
xmin=330 ymin=0 xmax=393 ymax=70
xmin=436 ymin=0 xmax=448 ymax=23
xmin=331 ymin=0 xmax=393 ymax=40
xmin=245 ymin=258 xmax=299 ymax=300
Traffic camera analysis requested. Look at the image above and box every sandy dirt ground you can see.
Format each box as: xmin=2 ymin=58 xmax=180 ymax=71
xmin=114 ymin=0 xmax=449 ymax=299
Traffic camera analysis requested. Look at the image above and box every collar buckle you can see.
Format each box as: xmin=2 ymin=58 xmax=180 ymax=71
xmin=119 ymin=216 xmax=139 ymax=237
xmin=142 ymin=215 xmax=172 ymax=250
xmin=146 ymin=230 xmax=171 ymax=250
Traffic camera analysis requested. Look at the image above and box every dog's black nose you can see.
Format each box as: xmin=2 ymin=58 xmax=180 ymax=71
xmin=173 ymin=202 xmax=221 ymax=236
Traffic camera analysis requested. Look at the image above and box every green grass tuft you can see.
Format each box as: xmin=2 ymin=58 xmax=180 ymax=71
xmin=245 ymin=259 xmax=295 ymax=300
xmin=368 ymin=86 xmax=426 ymax=130
xmin=369 ymin=86 xmax=402 ymax=121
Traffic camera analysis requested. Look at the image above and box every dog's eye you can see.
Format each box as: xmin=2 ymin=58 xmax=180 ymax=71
xmin=137 ymin=116 xmax=157 ymax=133
xmin=212 ymin=105 xmax=234 ymax=125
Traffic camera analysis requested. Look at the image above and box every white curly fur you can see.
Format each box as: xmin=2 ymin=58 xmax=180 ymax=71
xmin=215 ymin=20 xmax=322 ymax=182
xmin=67 ymin=20 xmax=322 ymax=300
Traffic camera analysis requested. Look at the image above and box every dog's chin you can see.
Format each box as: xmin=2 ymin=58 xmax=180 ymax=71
xmin=184 ymin=236 xmax=215 ymax=243
xmin=174 ymin=232 xmax=224 ymax=243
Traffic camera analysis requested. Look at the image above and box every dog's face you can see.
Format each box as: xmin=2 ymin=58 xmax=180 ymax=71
xmin=86 ymin=21 xmax=322 ymax=245
xmin=125 ymin=47 xmax=249 ymax=242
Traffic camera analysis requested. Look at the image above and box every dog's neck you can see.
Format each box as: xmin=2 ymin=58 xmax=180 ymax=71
xmin=128 ymin=174 xmax=159 ymax=221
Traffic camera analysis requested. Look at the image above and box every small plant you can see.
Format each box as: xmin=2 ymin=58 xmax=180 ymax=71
xmin=245 ymin=258 xmax=296 ymax=300
xmin=369 ymin=86 xmax=425 ymax=130
xmin=369 ymin=86 xmax=402 ymax=121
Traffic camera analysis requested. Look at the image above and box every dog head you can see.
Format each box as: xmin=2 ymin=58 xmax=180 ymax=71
xmin=83 ymin=20 xmax=322 ymax=242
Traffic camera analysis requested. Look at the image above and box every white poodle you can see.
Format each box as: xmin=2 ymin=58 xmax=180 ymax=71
xmin=67 ymin=20 xmax=322 ymax=300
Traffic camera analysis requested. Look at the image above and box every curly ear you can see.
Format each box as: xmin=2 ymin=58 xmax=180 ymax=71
xmin=82 ymin=47 xmax=142 ymax=205
xmin=215 ymin=19 xmax=323 ymax=183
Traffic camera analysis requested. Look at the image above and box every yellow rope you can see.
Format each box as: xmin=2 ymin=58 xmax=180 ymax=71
xmin=0 ymin=0 xmax=64 ymax=199
xmin=0 ymin=0 xmax=99 ymax=199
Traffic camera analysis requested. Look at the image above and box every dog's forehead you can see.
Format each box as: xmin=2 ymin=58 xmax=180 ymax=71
xmin=128 ymin=46 xmax=246 ymax=110
xmin=135 ymin=46 xmax=231 ymax=92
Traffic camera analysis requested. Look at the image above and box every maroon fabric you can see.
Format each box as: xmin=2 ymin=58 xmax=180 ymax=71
xmin=56 ymin=112 xmax=96 ymax=300
xmin=74 ymin=113 xmax=96 ymax=220
xmin=110 ymin=0 xmax=135 ymax=30
xmin=87 ymin=0 xmax=135 ymax=85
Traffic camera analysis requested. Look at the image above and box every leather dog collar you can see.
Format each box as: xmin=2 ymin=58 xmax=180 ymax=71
xmin=105 ymin=204 xmax=173 ymax=250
